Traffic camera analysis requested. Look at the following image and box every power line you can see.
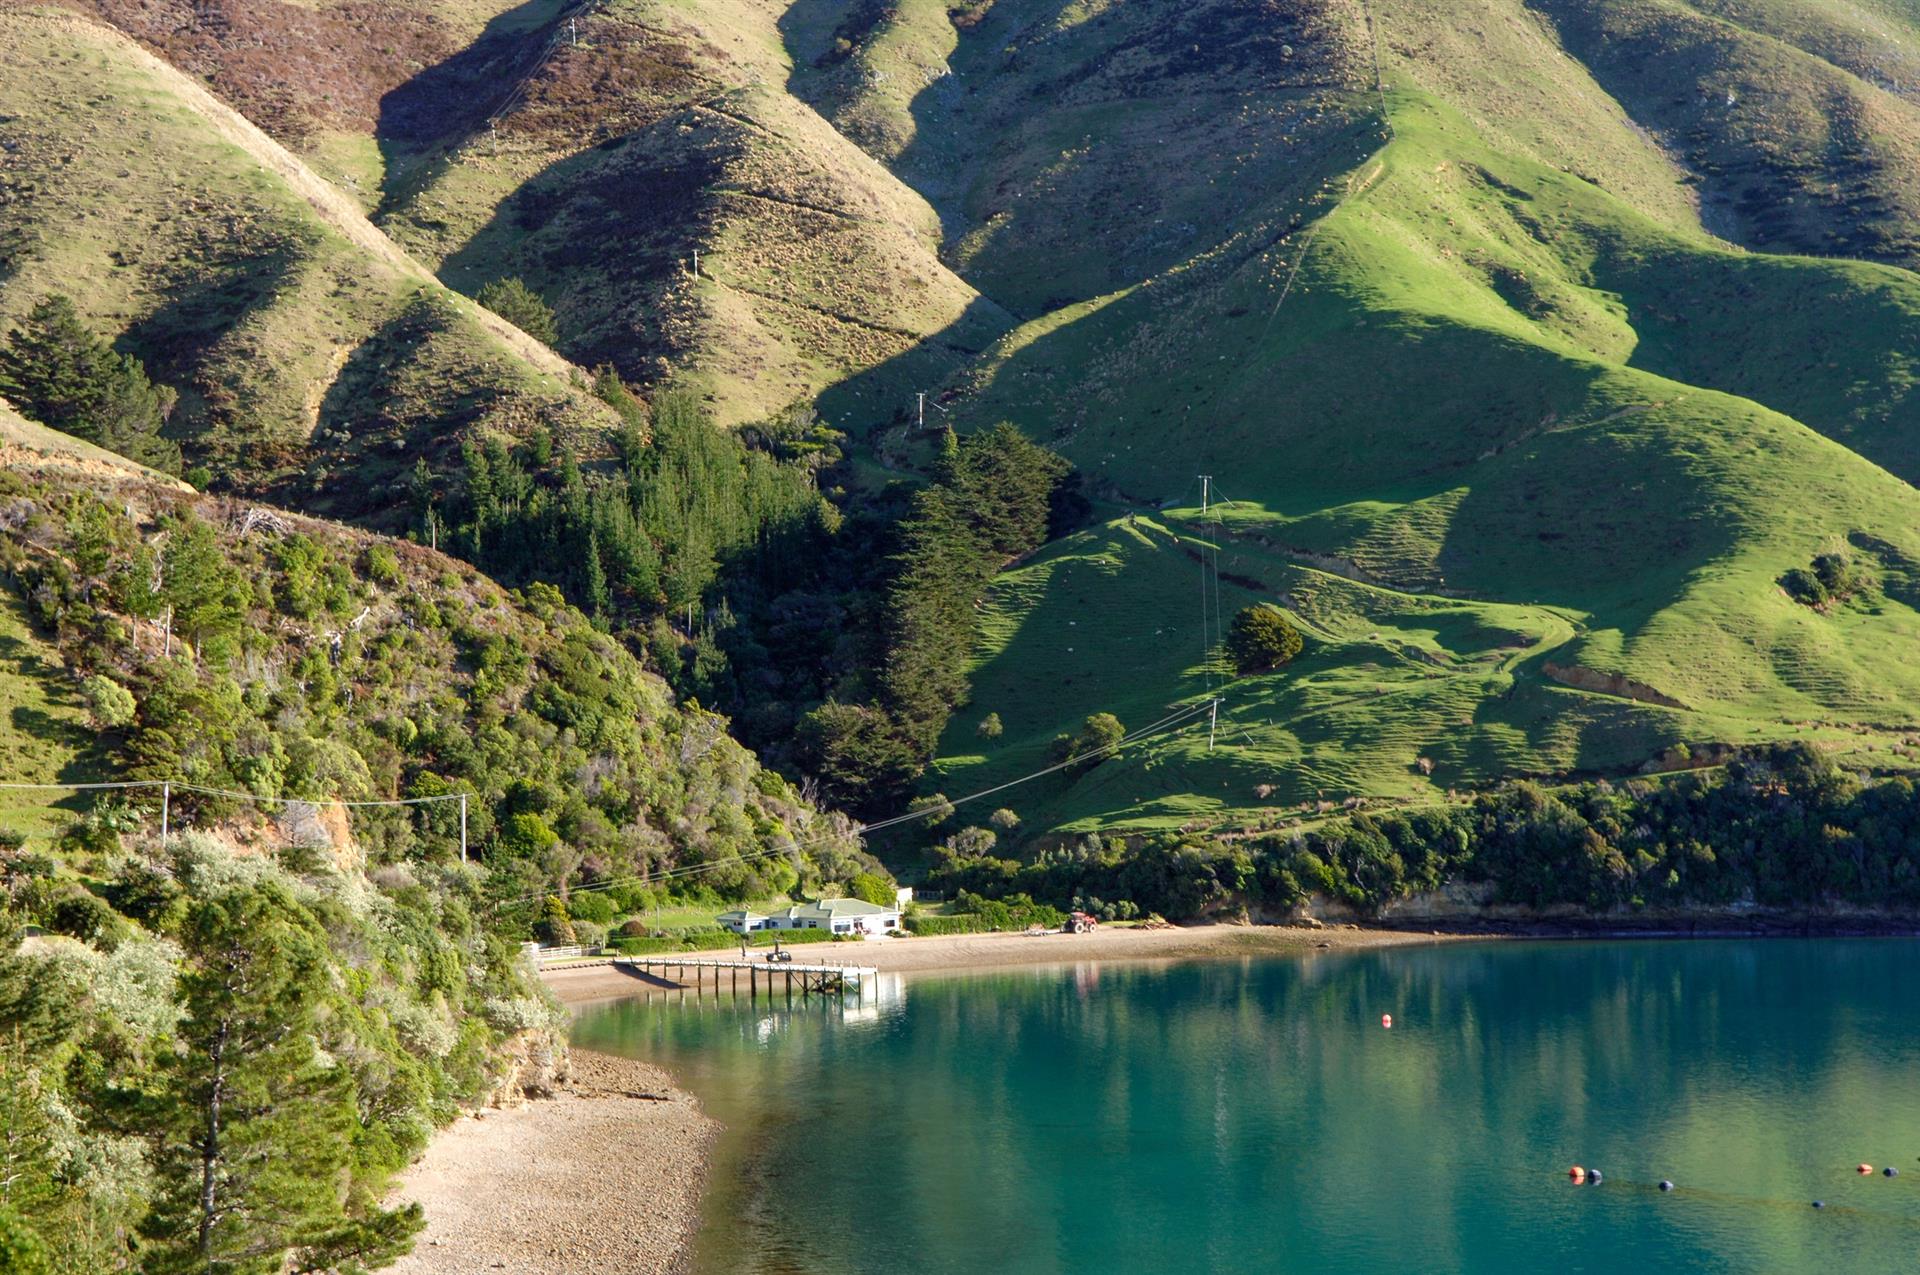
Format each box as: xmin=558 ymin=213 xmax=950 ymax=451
xmin=2 ymin=779 xmax=476 ymax=860
xmin=494 ymin=698 xmax=1220 ymax=910
xmin=0 ymin=780 xmax=468 ymax=809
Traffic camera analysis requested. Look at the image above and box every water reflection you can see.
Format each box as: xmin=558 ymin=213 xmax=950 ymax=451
xmin=573 ymin=940 xmax=1920 ymax=1275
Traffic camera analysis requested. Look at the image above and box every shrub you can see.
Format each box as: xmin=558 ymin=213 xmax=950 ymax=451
xmin=903 ymin=913 xmax=994 ymax=936
xmin=1783 ymin=552 xmax=1861 ymax=608
xmin=0 ymin=1207 xmax=49 ymax=1275
xmin=1225 ymin=605 xmax=1304 ymax=673
xmin=475 ymin=278 xmax=558 ymax=345
xmin=976 ymin=712 xmax=1003 ymax=740
xmin=534 ymin=896 xmax=575 ymax=945
xmin=80 ymin=675 xmax=136 ymax=729
xmin=361 ymin=545 xmax=403 ymax=587
xmin=1051 ymin=713 xmax=1127 ymax=769
xmin=566 ymin=892 xmax=616 ymax=924
xmin=48 ymin=891 xmax=125 ymax=950
xmin=908 ymin=793 xmax=954 ymax=827
xmin=849 ymin=871 xmax=895 ymax=906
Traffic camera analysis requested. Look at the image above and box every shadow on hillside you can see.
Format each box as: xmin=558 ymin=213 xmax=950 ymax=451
xmin=119 ymin=246 xmax=305 ymax=456
xmin=0 ymin=627 xmax=113 ymax=791
xmin=374 ymin=0 xmax=577 ymax=213
xmin=433 ymin=125 xmax=719 ymax=363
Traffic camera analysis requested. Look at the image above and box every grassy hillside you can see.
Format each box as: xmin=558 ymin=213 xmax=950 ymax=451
xmin=13 ymin=0 xmax=1920 ymax=847
xmin=0 ymin=9 xmax=614 ymax=525
xmin=917 ymin=77 xmax=1920 ymax=834
xmin=370 ymin=0 xmax=1010 ymax=426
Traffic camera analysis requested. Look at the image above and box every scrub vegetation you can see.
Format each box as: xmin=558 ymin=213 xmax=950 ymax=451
xmin=12 ymin=0 xmax=1920 ymax=1260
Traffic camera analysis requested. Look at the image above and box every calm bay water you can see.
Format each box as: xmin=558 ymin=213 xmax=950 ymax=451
xmin=571 ymin=941 xmax=1920 ymax=1273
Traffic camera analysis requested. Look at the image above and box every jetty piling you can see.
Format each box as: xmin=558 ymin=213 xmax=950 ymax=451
xmin=547 ymin=954 xmax=880 ymax=1000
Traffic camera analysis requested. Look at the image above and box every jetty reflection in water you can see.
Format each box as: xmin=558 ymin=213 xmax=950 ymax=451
xmin=573 ymin=940 xmax=1920 ymax=1275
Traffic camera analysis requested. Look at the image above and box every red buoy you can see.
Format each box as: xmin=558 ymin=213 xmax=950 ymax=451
xmin=1569 ymin=1166 xmax=1587 ymax=1183
xmin=1381 ymin=1014 xmax=1393 ymax=1028
xmin=1858 ymin=1164 xmax=1874 ymax=1175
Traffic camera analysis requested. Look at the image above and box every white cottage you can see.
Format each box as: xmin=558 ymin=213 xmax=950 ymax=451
xmin=716 ymin=898 xmax=900 ymax=939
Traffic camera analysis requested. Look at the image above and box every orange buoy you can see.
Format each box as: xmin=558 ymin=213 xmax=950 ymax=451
xmin=1858 ymin=1164 xmax=1874 ymax=1175
xmin=1382 ymin=1014 xmax=1393 ymax=1028
xmin=1569 ymin=1166 xmax=1587 ymax=1183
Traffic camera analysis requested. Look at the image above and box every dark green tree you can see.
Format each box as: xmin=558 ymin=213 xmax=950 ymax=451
xmin=0 ymin=295 xmax=180 ymax=472
xmin=475 ymin=278 xmax=558 ymax=345
xmin=159 ymin=513 xmax=247 ymax=655
xmin=1225 ymin=604 xmax=1304 ymax=673
xmin=142 ymin=883 xmax=423 ymax=1274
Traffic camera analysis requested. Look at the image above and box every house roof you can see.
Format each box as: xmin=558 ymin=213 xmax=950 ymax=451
xmin=715 ymin=910 xmax=768 ymax=923
xmin=773 ymin=898 xmax=896 ymax=921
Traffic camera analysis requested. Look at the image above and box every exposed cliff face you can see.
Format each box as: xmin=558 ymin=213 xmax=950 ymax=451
xmin=1542 ymin=662 xmax=1687 ymax=709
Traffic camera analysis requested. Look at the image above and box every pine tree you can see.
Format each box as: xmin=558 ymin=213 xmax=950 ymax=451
xmin=474 ymin=278 xmax=558 ymax=345
xmin=0 ymin=295 xmax=181 ymax=472
xmin=159 ymin=513 xmax=245 ymax=655
xmin=583 ymin=527 xmax=609 ymax=620
xmin=141 ymin=882 xmax=423 ymax=1275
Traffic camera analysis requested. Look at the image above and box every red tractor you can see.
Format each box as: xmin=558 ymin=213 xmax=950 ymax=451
xmin=1065 ymin=911 xmax=1099 ymax=934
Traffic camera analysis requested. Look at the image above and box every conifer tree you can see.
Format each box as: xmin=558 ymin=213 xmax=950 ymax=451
xmin=142 ymin=883 xmax=423 ymax=1275
xmin=159 ymin=513 xmax=247 ymax=654
xmin=0 ymin=295 xmax=180 ymax=472
xmin=474 ymin=278 xmax=558 ymax=346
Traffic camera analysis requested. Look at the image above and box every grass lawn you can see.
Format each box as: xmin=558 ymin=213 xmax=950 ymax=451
xmin=0 ymin=590 xmax=107 ymax=848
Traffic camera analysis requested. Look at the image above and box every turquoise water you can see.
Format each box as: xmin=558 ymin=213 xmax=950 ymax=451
xmin=571 ymin=941 xmax=1920 ymax=1273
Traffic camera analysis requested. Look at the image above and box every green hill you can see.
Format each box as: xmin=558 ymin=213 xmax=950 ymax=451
xmin=9 ymin=0 xmax=1920 ymax=847
xmin=0 ymin=8 xmax=614 ymax=525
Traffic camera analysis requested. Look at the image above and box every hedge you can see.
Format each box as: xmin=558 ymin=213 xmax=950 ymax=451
xmin=903 ymin=914 xmax=998 ymax=936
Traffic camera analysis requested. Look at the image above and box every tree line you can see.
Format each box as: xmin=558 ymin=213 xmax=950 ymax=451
xmin=925 ymin=744 xmax=1920 ymax=921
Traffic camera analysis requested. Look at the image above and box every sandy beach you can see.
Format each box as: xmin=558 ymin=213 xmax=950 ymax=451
xmin=541 ymin=920 xmax=1472 ymax=1005
xmin=386 ymin=1049 xmax=715 ymax=1275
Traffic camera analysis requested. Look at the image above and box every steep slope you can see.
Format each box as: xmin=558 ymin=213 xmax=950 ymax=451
xmin=1529 ymin=0 xmax=1920 ymax=264
xmin=788 ymin=0 xmax=1381 ymax=318
xmin=920 ymin=80 xmax=1920 ymax=832
xmin=373 ymin=0 xmax=1009 ymax=425
xmin=0 ymin=9 xmax=614 ymax=525
xmin=0 ymin=414 xmax=872 ymax=901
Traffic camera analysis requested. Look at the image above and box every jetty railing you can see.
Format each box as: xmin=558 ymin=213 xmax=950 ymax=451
xmin=546 ymin=954 xmax=880 ymax=1000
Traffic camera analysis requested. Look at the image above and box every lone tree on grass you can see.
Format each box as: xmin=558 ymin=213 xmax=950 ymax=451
xmin=0 ymin=294 xmax=180 ymax=472
xmin=476 ymin=277 xmax=559 ymax=345
xmin=1225 ymin=604 xmax=1303 ymax=674
xmin=1050 ymin=712 xmax=1126 ymax=771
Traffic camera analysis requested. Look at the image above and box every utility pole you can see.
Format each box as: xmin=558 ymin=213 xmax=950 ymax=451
xmin=691 ymin=248 xmax=700 ymax=277
xmin=1208 ymin=698 xmax=1219 ymax=752
xmin=1200 ymin=474 xmax=1211 ymax=517
xmin=160 ymin=782 xmax=170 ymax=847
xmin=459 ymin=793 xmax=469 ymax=863
xmin=917 ymin=391 xmax=925 ymax=430
xmin=568 ymin=16 xmax=577 ymax=45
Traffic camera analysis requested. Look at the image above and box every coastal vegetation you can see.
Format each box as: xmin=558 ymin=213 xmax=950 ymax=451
xmin=927 ymin=744 xmax=1920 ymax=921
xmin=12 ymin=0 xmax=1920 ymax=1264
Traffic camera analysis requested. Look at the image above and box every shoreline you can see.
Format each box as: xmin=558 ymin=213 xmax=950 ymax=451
xmin=396 ymin=919 xmax=1920 ymax=1272
xmin=539 ymin=920 xmax=1467 ymax=1005
xmin=385 ymin=1049 xmax=715 ymax=1275
xmin=537 ymin=913 xmax=1920 ymax=1008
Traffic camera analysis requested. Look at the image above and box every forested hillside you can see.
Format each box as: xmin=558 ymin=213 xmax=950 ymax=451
xmin=0 ymin=407 xmax=876 ymax=1268
xmin=13 ymin=0 xmax=1920 ymax=1259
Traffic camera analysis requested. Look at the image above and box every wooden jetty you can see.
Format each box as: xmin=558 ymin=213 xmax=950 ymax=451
xmin=550 ymin=954 xmax=880 ymax=1000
